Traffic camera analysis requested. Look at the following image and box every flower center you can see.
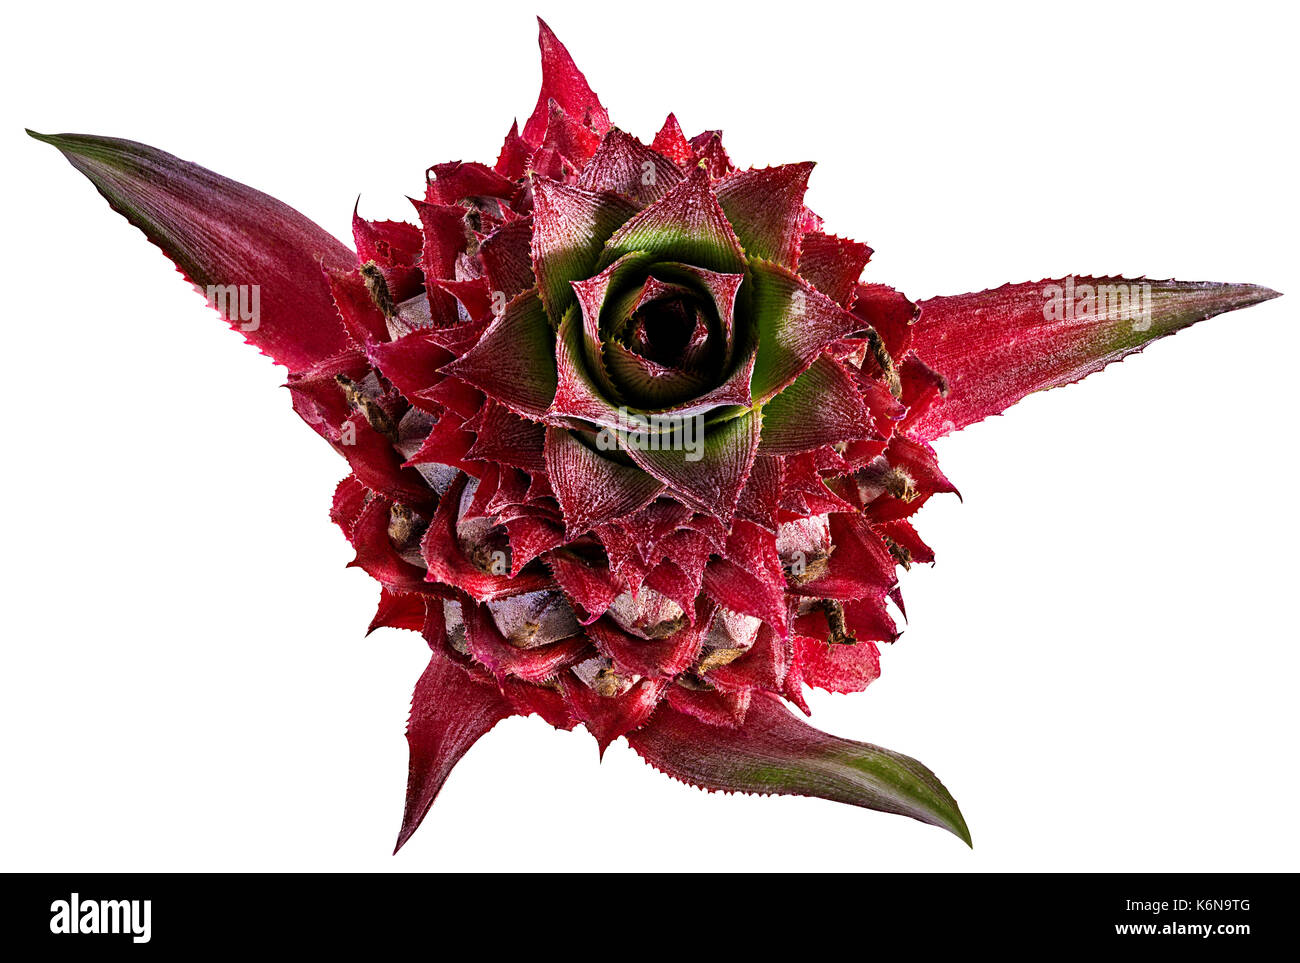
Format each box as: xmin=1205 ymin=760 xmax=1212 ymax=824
xmin=624 ymin=296 xmax=702 ymax=366
xmin=601 ymin=277 xmax=721 ymax=408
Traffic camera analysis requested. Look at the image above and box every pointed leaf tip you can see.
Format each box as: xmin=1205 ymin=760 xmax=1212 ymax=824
xmin=628 ymin=695 xmax=971 ymax=845
xmin=909 ymin=277 xmax=1281 ymax=441
xmin=395 ymin=652 xmax=512 ymax=853
xmin=523 ymin=19 xmax=609 ymax=145
xmin=33 ymin=131 xmax=355 ymax=372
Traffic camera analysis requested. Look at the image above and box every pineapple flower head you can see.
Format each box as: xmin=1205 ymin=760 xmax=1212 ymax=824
xmin=32 ymin=19 xmax=1279 ymax=851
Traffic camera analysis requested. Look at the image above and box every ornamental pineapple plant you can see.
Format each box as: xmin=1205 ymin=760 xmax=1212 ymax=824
xmin=31 ymin=18 xmax=1278 ymax=851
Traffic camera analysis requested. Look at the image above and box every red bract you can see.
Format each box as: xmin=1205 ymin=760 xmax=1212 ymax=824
xmin=32 ymin=18 xmax=1279 ymax=851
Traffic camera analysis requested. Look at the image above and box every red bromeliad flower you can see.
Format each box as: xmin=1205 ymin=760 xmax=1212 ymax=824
xmin=32 ymin=19 xmax=1278 ymax=851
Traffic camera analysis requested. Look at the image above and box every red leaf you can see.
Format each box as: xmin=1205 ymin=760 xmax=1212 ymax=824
xmin=352 ymin=207 xmax=422 ymax=267
xmin=759 ymin=354 xmax=879 ymax=456
xmin=366 ymin=331 xmax=453 ymax=411
xmin=522 ymin=18 xmax=611 ymax=145
xmin=531 ymin=178 xmax=638 ymax=323
xmin=33 ymin=131 xmax=354 ymax=372
xmin=599 ymin=166 xmax=746 ymax=275
xmin=627 ymin=694 xmax=970 ymax=844
xmin=666 ymin=685 xmax=752 ymax=728
xmin=478 ymin=218 xmax=536 ymax=301
xmin=795 ymin=634 xmax=882 ymax=694
xmin=578 ymin=128 xmax=684 ymax=204
xmin=495 ymin=121 xmax=533 ymax=180
xmin=715 ymin=163 xmax=815 ymax=267
xmin=395 ymin=651 xmax=511 ymax=852
xmin=368 ymin=588 xmax=429 ymax=635
xmin=439 ymin=289 xmax=558 ymax=419
xmin=798 ymin=232 xmax=873 ymax=305
xmin=462 ymin=603 xmax=588 ymax=683
xmin=426 ymin=161 xmax=516 ymax=206
xmin=544 ymin=427 xmax=664 ymax=537
xmin=908 ymin=277 xmax=1280 ymax=440
xmin=561 ymin=675 xmax=668 ymax=756
xmin=587 ymin=607 xmax=710 ymax=679
xmin=651 ymin=113 xmax=694 ymax=167
xmin=541 ymin=101 xmax=602 ymax=166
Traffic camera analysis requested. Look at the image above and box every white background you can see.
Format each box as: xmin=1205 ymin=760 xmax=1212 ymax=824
xmin=2 ymin=0 xmax=1296 ymax=872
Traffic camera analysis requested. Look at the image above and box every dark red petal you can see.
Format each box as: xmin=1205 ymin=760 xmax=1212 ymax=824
xmin=526 ymin=147 xmax=576 ymax=186
xmin=795 ymin=635 xmax=883 ymax=694
xmin=759 ymin=354 xmax=879 ymax=455
xmin=627 ymin=694 xmax=970 ymax=844
xmin=578 ymin=128 xmax=684 ymax=204
xmin=531 ymin=178 xmax=639 ymax=323
xmin=319 ymin=401 xmax=437 ymax=508
xmin=411 ymin=200 xmax=469 ymax=283
xmin=561 ymin=675 xmax=669 ymax=756
xmin=885 ymin=435 xmax=960 ymax=500
xmin=843 ymin=596 xmax=902 ymax=644
xmin=598 ymin=166 xmax=746 ymax=275
xmin=395 ymin=651 xmax=511 ymax=852
xmin=641 ymin=528 xmax=714 ymax=618
xmin=852 ymin=282 xmax=919 ymax=362
xmin=352 ymin=207 xmax=422 ymax=267
xmin=798 ymin=232 xmax=873 ymax=305
xmin=734 ymin=455 xmax=783 ymax=532
xmin=791 ymin=513 xmax=896 ymax=602
xmin=348 ymin=496 xmax=431 ymax=593
xmin=420 ymin=475 xmax=551 ymax=602
xmin=691 ymin=132 xmax=734 ymax=179
xmin=330 ymin=474 xmax=369 ymax=543
xmin=651 ymin=113 xmax=694 ymax=167
xmin=779 ymin=452 xmax=857 ymax=517
xmin=464 ymin=403 xmax=547 ymax=473
xmin=368 ymin=588 xmax=428 ymax=635
xmin=748 ymin=259 xmax=868 ymax=403
xmin=542 ymin=100 xmax=603 ymax=166
xmin=32 ymin=131 xmax=353 ymax=372
xmin=502 ymin=516 xmax=565 ymax=575
xmin=366 ymin=331 xmax=453 ymax=411
xmin=403 ymin=412 xmax=475 ymax=474
xmin=495 ymin=121 xmax=533 ymax=180
xmin=502 ymin=677 xmax=578 ymax=730
xmin=426 ymin=161 xmax=517 ymax=205
xmin=587 ymin=607 xmax=710 ymax=679
xmin=479 ymin=218 xmax=537 ymax=302
xmin=325 ymin=266 xmax=390 ymax=347
xmin=417 ymin=378 xmax=483 ymax=420
xmin=522 ymin=18 xmax=611 ymax=145
xmin=876 ymin=519 xmax=935 ymax=566
xmin=666 ymin=685 xmax=751 ymax=728
xmin=626 ymin=409 xmax=762 ymax=524
xmin=708 ymin=622 xmax=794 ymax=695
xmin=546 ymin=550 xmax=621 ymax=624
xmin=439 ymin=289 xmax=558 ymax=419
xmin=462 ymin=603 xmax=587 ymax=683
xmin=908 ymin=277 xmax=1280 ymax=441
xmin=702 ymin=520 xmax=789 ymax=636
xmin=896 ymin=354 xmax=950 ymax=434
xmin=432 ymin=277 xmax=493 ymax=324
xmin=714 ymin=163 xmax=814 ymax=267
xmin=544 ymin=427 xmax=664 ymax=537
